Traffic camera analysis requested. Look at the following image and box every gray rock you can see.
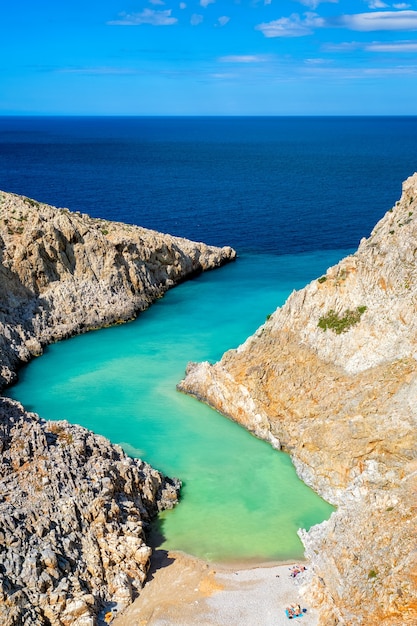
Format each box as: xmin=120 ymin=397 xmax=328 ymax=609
xmin=0 ymin=191 xmax=235 ymax=624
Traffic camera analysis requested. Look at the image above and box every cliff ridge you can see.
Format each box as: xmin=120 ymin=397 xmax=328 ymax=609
xmin=0 ymin=190 xmax=235 ymax=625
xmin=178 ymin=174 xmax=417 ymax=625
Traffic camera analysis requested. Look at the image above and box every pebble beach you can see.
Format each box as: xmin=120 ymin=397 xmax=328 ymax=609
xmin=112 ymin=550 xmax=318 ymax=626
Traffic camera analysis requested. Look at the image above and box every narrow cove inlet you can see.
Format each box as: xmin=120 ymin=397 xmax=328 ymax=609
xmin=7 ymin=252 xmax=340 ymax=563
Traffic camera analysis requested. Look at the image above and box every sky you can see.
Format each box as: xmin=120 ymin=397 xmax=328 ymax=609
xmin=1 ymin=0 xmax=417 ymax=115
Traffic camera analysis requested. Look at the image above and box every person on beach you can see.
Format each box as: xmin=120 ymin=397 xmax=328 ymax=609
xmin=286 ymin=603 xmax=304 ymax=618
xmin=289 ymin=564 xmax=306 ymax=577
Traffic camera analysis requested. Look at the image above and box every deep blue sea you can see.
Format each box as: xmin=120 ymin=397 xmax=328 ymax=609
xmin=1 ymin=116 xmax=417 ymax=254
xmin=2 ymin=117 xmax=417 ymax=562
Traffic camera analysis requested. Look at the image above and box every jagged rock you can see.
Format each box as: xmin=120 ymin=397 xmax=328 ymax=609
xmin=0 ymin=190 xmax=235 ymax=388
xmin=0 ymin=396 xmax=181 ymax=626
xmin=178 ymin=174 xmax=417 ymax=625
xmin=0 ymin=191 xmax=235 ymax=625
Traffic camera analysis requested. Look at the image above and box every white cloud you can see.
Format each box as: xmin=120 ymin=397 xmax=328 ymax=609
xmin=200 ymin=0 xmax=215 ymax=6
xmin=219 ymin=55 xmax=269 ymax=62
xmin=324 ymin=39 xmax=417 ymax=52
xmin=322 ymin=40 xmax=362 ymax=50
xmin=191 ymin=13 xmax=204 ymax=25
xmin=363 ymin=65 xmax=417 ymax=74
xmin=304 ymin=57 xmax=331 ymax=64
xmin=256 ymin=8 xmax=417 ymax=37
xmin=300 ymin=64 xmax=417 ymax=79
xmin=295 ymin=0 xmax=338 ymax=8
xmin=366 ymin=40 xmax=417 ymax=50
xmin=340 ymin=10 xmax=417 ymax=31
xmin=149 ymin=0 xmax=165 ymax=5
xmin=108 ymin=9 xmax=177 ymax=25
xmin=217 ymin=16 xmax=230 ymax=26
xmin=179 ymin=2 xmax=187 ymax=8
xmin=367 ymin=0 xmax=388 ymax=8
xmin=393 ymin=3 xmax=411 ymax=7
xmin=211 ymin=72 xmax=238 ymax=79
xmin=256 ymin=12 xmax=323 ymax=37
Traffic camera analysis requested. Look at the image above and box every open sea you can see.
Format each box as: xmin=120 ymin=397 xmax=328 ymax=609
xmin=2 ymin=116 xmax=417 ymax=562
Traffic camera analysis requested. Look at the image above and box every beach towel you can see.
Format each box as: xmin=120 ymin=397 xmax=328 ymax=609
xmin=285 ymin=609 xmax=304 ymax=619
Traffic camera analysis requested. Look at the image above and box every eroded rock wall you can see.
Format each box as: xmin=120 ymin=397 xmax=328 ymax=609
xmin=0 ymin=397 xmax=180 ymax=626
xmin=178 ymin=174 xmax=417 ymax=625
xmin=0 ymin=190 xmax=235 ymax=389
xmin=0 ymin=191 xmax=235 ymax=625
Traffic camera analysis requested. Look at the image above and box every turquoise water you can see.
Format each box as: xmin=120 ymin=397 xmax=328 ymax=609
xmin=8 ymin=252 xmax=343 ymax=563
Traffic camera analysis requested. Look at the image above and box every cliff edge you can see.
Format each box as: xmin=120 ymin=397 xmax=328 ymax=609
xmin=178 ymin=174 xmax=417 ymax=625
xmin=0 ymin=397 xmax=180 ymax=626
xmin=0 ymin=190 xmax=235 ymax=389
xmin=0 ymin=191 xmax=235 ymax=625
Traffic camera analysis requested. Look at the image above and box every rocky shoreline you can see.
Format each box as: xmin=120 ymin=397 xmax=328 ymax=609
xmin=0 ymin=397 xmax=180 ymax=625
xmin=2 ymin=178 xmax=417 ymax=625
xmin=0 ymin=190 xmax=235 ymax=390
xmin=0 ymin=190 xmax=236 ymax=625
xmin=178 ymin=174 xmax=417 ymax=625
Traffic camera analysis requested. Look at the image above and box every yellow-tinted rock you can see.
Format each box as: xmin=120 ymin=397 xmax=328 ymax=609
xmin=179 ymin=173 xmax=417 ymax=625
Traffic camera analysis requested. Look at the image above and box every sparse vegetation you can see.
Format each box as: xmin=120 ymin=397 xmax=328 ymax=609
xmin=23 ymin=197 xmax=40 ymax=208
xmin=318 ymin=276 xmax=327 ymax=284
xmin=48 ymin=423 xmax=74 ymax=445
xmin=318 ymin=306 xmax=367 ymax=334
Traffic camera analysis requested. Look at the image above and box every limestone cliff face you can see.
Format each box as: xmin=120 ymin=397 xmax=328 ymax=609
xmin=178 ymin=174 xmax=417 ymax=625
xmin=0 ymin=396 xmax=180 ymax=626
xmin=0 ymin=190 xmax=235 ymax=389
xmin=0 ymin=191 xmax=235 ymax=625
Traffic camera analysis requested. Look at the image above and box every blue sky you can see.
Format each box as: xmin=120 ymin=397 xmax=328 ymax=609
xmin=2 ymin=0 xmax=417 ymax=115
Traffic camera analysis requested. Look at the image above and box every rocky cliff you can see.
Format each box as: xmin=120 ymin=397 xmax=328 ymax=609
xmin=0 ymin=190 xmax=236 ymax=625
xmin=178 ymin=174 xmax=417 ymax=625
xmin=0 ymin=397 xmax=179 ymax=626
xmin=0 ymin=190 xmax=235 ymax=390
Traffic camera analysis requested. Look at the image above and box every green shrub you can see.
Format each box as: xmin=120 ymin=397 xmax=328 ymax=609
xmin=318 ymin=306 xmax=367 ymax=335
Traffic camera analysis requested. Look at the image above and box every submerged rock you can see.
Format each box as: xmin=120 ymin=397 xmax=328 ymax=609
xmin=178 ymin=174 xmax=417 ymax=625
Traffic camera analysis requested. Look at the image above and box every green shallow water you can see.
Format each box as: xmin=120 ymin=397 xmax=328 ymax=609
xmin=7 ymin=252 xmax=344 ymax=563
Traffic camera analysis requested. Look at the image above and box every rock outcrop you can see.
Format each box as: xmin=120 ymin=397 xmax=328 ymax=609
xmin=0 ymin=190 xmax=236 ymax=625
xmin=0 ymin=397 xmax=180 ymax=626
xmin=178 ymin=174 xmax=417 ymax=625
xmin=0 ymin=190 xmax=235 ymax=389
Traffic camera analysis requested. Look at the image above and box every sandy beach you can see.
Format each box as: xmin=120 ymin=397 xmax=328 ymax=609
xmin=111 ymin=548 xmax=318 ymax=626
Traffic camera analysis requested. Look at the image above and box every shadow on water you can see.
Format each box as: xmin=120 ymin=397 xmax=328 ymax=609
xmin=145 ymin=518 xmax=176 ymax=583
